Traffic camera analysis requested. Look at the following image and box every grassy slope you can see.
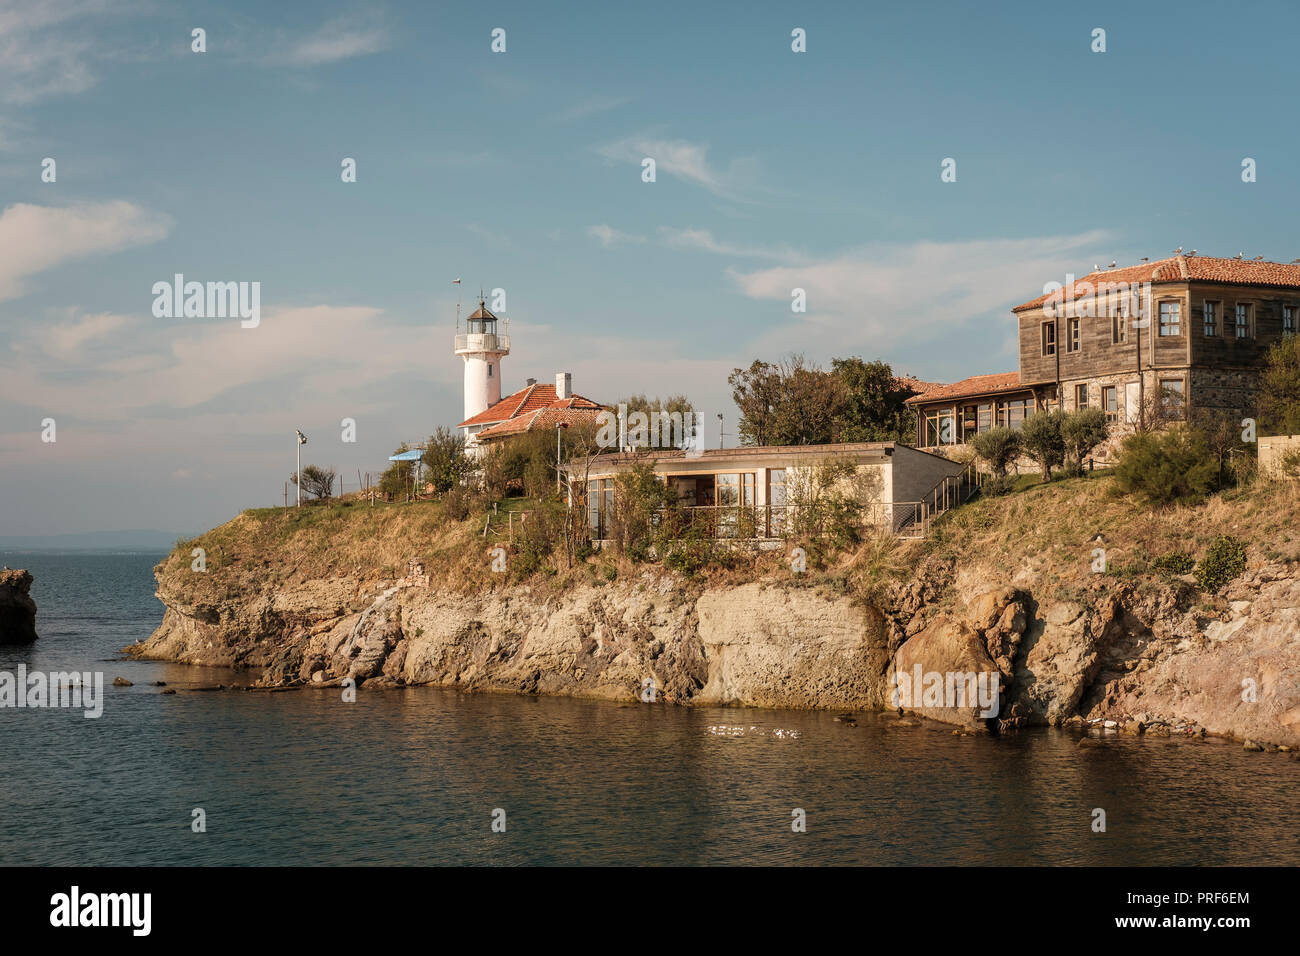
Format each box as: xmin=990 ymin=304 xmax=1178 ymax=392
xmin=158 ymin=474 xmax=1298 ymax=613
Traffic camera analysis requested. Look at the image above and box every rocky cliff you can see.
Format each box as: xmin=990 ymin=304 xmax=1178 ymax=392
xmin=0 ymin=568 xmax=38 ymax=645
xmin=130 ymin=521 xmax=1300 ymax=748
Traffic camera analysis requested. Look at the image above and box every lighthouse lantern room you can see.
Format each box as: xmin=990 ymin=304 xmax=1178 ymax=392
xmin=455 ymin=299 xmax=510 ymax=422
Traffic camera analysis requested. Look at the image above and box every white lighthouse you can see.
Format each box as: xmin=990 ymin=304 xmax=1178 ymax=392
xmin=455 ymin=299 xmax=510 ymax=422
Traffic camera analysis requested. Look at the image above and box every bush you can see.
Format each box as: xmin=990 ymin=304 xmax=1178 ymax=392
xmin=1019 ymin=411 xmax=1066 ymax=481
xmin=292 ymin=464 xmax=336 ymax=499
xmin=970 ymin=427 xmax=1021 ymax=477
xmin=1152 ymin=551 xmax=1195 ymax=576
xmin=1061 ymin=407 xmax=1109 ymax=467
xmin=1195 ymin=536 xmax=1247 ymax=592
xmin=1113 ymin=427 xmax=1220 ymax=506
xmin=979 ymin=474 xmax=1017 ymax=497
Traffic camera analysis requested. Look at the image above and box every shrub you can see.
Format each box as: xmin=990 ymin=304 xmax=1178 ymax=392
xmin=1019 ymin=411 xmax=1066 ymax=481
xmin=1061 ymin=407 xmax=1109 ymax=467
xmin=1113 ymin=427 xmax=1220 ymax=506
xmin=1195 ymin=536 xmax=1247 ymax=592
xmin=292 ymin=464 xmax=336 ymax=499
xmin=1152 ymin=551 xmax=1195 ymax=576
xmin=970 ymin=427 xmax=1021 ymax=477
xmin=979 ymin=474 xmax=1017 ymax=497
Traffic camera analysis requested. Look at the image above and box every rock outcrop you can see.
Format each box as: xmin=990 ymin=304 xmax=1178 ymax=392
xmin=0 ymin=568 xmax=37 ymax=645
xmin=129 ymin=550 xmax=1300 ymax=748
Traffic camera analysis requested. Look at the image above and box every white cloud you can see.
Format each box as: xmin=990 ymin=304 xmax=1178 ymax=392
xmin=0 ymin=201 xmax=172 ymax=301
xmin=0 ymin=0 xmax=122 ymax=103
xmin=658 ymin=226 xmax=805 ymax=262
xmin=727 ymin=231 xmax=1114 ymax=358
xmin=551 ymin=94 xmax=630 ymax=123
xmin=597 ymin=135 xmax=758 ymax=201
xmin=280 ymin=17 xmax=389 ymax=66
xmin=587 ymin=224 xmax=645 ymax=247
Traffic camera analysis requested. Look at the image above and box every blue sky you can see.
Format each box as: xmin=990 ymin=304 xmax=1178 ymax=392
xmin=3 ymin=0 xmax=1300 ymax=536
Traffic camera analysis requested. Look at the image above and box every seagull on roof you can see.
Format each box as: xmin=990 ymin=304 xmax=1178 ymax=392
xmin=1140 ymin=256 xmax=1149 ymax=263
xmin=1234 ymin=252 xmax=1244 ymax=260
xmin=1187 ymin=250 xmax=1196 ymax=256
xmin=1174 ymin=246 xmax=1183 ymax=254
xmin=1093 ymin=264 xmax=1100 ymax=272
xmin=1252 ymin=255 xmax=1264 ymax=261
xmin=1108 ymin=260 xmax=1117 ymax=269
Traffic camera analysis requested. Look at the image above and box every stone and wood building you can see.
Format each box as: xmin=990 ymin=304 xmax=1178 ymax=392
xmin=906 ymin=254 xmax=1300 ymax=453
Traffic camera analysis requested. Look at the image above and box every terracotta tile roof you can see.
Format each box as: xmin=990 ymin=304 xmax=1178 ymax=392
xmin=458 ymin=381 xmax=604 ymax=432
xmin=903 ymin=371 xmax=1026 ymax=405
xmin=475 ymin=404 xmax=604 ymax=441
xmin=896 ymin=376 xmax=946 ymax=396
xmin=1013 ymin=255 xmax=1300 ymax=312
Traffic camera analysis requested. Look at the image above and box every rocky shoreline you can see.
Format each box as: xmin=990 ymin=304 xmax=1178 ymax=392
xmin=0 ymin=568 xmax=38 ymax=645
xmin=128 ymin=551 xmax=1300 ymax=750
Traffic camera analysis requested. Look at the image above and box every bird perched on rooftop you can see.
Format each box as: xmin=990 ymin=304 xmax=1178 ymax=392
xmin=1108 ymin=260 xmax=1117 ymax=268
xmin=1094 ymin=264 xmax=1100 ymax=272
xmin=1187 ymin=250 xmax=1197 ymax=256
xmin=1174 ymin=246 xmax=1183 ymax=254
xmin=1234 ymin=252 xmax=1244 ymax=260
xmin=1140 ymin=257 xmax=1149 ymax=263
xmin=1253 ymin=255 xmax=1264 ymax=261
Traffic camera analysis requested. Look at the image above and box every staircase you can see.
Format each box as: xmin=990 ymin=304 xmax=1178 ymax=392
xmin=894 ymin=463 xmax=984 ymax=538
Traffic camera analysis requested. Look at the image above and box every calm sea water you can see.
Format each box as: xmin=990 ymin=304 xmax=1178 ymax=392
xmin=0 ymin=551 xmax=1296 ymax=866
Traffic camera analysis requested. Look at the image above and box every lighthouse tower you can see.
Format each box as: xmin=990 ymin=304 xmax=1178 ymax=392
xmin=455 ymin=298 xmax=510 ymax=422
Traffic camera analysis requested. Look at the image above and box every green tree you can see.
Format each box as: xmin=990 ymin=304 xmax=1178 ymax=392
xmin=1113 ymin=427 xmax=1221 ymax=506
xmin=421 ymin=426 xmax=471 ymax=494
xmin=1257 ymin=335 xmax=1300 ymax=436
xmin=378 ymin=445 xmax=413 ymax=499
xmin=970 ymin=426 xmax=1022 ymax=477
xmin=1061 ymin=407 xmax=1109 ymax=468
xmin=830 ymin=357 xmax=919 ymax=442
xmin=1019 ymin=411 xmax=1066 ymax=481
xmin=729 ymin=354 xmax=846 ymax=446
xmin=613 ymin=393 xmax=697 ymax=449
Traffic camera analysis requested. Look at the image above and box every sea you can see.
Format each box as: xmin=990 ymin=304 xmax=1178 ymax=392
xmin=1 ymin=551 xmax=1296 ymax=866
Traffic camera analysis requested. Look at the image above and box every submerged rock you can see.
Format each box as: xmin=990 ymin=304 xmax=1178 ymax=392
xmin=0 ymin=568 xmax=38 ymax=645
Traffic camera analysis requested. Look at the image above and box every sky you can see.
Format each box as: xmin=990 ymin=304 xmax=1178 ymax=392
xmin=3 ymin=0 xmax=1300 ymax=537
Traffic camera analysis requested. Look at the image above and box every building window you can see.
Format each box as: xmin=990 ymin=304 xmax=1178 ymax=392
xmin=977 ymin=403 xmax=993 ymax=432
xmin=1102 ymin=385 xmax=1119 ymax=423
xmin=487 ymin=363 xmax=493 ymax=378
xmin=587 ymin=478 xmax=614 ymax=537
xmin=1066 ymin=318 xmax=1081 ymax=352
xmin=1041 ymin=322 xmax=1056 ymax=356
xmin=998 ymin=398 xmax=1031 ymax=430
xmin=1235 ymin=303 xmax=1252 ymax=338
xmin=766 ymin=469 xmax=786 ymax=537
xmin=1158 ymin=301 xmax=1180 ymax=336
xmin=1074 ymin=384 xmax=1088 ymax=408
xmin=1111 ymin=314 xmax=1127 ymax=344
xmin=1160 ymin=379 xmax=1185 ymax=420
xmin=1284 ymin=305 xmax=1295 ymax=337
xmin=924 ymin=408 xmax=956 ymax=446
xmin=1203 ymin=301 xmax=1217 ymax=337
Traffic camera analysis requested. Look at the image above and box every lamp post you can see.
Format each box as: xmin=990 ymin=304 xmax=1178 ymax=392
xmin=556 ymin=421 xmax=569 ymax=494
xmin=295 ymin=430 xmax=307 ymax=506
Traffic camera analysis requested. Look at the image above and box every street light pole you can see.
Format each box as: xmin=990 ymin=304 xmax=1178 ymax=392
xmin=296 ymin=430 xmax=307 ymax=507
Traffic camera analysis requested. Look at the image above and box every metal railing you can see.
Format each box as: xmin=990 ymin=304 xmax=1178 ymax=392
xmin=454 ymin=332 xmax=509 ymax=352
xmin=590 ymin=501 xmax=939 ymax=542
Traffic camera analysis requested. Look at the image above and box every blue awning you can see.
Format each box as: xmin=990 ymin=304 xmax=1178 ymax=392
xmin=388 ymin=450 xmax=423 ymax=461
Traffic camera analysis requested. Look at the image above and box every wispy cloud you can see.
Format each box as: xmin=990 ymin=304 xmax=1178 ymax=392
xmin=551 ymin=94 xmax=630 ymax=123
xmin=0 ymin=200 xmax=172 ymax=302
xmin=597 ymin=135 xmax=759 ymax=201
xmin=727 ymin=231 xmax=1114 ymax=360
xmin=587 ymin=224 xmax=645 ymax=247
xmin=658 ymin=226 xmax=806 ymax=262
xmin=278 ymin=16 xmax=389 ymax=66
xmin=0 ymin=0 xmax=120 ymax=103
